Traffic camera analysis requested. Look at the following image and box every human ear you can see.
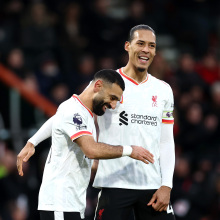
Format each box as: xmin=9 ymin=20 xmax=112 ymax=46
xmin=94 ymin=80 xmax=103 ymax=93
xmin=124 ymin=41 xmax=130 ymax=52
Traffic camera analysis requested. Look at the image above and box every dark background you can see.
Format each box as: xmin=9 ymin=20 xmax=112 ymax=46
xmin=0 ymin=0 xmax=220 ymax=220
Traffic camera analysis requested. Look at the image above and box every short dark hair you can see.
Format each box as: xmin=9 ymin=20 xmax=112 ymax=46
xmin=93 ymin=69 xmax=125 ymax=91
xmin=128 ymin=24 xmax=155 ymax=42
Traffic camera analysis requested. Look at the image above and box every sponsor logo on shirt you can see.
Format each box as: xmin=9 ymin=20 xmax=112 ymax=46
xmin=119 ymin=111 xmax=128 ymax=126
xmin=119 ymin=112 xmax=157 ymax=126
xmin=131 ymin=114 xmax=157 ymax=126
xmin=73 ymin=113 xmax=87 ymax=130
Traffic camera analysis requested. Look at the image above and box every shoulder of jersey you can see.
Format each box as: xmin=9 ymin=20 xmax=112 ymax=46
xmin=60 ymin=97 xmax=81 ymax=114
xmin=151 ymin=75 xmax=172 ymax=90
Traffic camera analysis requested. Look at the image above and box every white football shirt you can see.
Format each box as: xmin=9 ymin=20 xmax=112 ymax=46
xmin=38 ymin=95 xmax=96 ymax=219
xmin=93 ymin=68 xmax=174 ymax=190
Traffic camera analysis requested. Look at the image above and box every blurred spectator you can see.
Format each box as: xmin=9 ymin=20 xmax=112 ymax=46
xmin=0 ymin=146 xmax=29 ymax=220
xmin=0 ymin=20 xmax=19 ymax=55
xmin=175 ymin=53 xmax=206 ymax=93
xmin=174 ymin=0 xmax=212 ymax=57
xmin=0 ymin=0 xmax=23 ymax=55
xmin=35 ymin=55 xmax=63 ymax=98
xmin=4 ymin=0 xmax=24 ymax=15
xmin=187 ymin=158 xmax=215 ymax=219
xmin=207 ymin=81 xmax=220 ymax=143
xmin=210 ymin=81 xmax=220 ymax=113
xmin=85 ymin=0 xmax=120 ymax=57
xmin=203 ymin=113 xmax=220 ymax=146
xmin=209 ymin=172 xmax=220 ymax=219
xmin=172 ymin=156 xmax=192 ymax=219
xmin=178 ymin=103 xmax=207 ymax=153
xmin=97 ymin=56 xmax=116 ymax=70
xmin=176 ymin=92 xmax=192 ymax=115
xmin=23 ymin=71 xmax=39 ymax=93
xmin=121 ymin=0 xmax=147 ymax=33
xmin=49 ymin=82 xmax=70 ymax=106
xmin=195 ymin=53 xmax=220 ymax=85
xmin=149 ymin=51 xmax=173 ymax=81
xmin=20 ymin=2 xmax=57 ymax=69
xmin=57 ymin=2 xmax=88 ymax=73
xmin=74 ymin=54 xmax=96 ymax=93
xmin=4 ymin=48 xmax=27 ymax=78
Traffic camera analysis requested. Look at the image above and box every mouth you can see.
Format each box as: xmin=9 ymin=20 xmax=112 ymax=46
xmin=102 ymin=105 xmax=108 ymax=112
xmin=138 ymin=56 xmax=149 ymax=64
xmin=102 ymin=105 xmax=106 ymax=112
xmin=102 ymin=104 xmax=111 ymax=112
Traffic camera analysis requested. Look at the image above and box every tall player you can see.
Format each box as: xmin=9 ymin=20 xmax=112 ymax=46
xmin=17 ymin=69 xmax=154 ymax=220
xmin=93 ymin=25 xmax=175 ymax=220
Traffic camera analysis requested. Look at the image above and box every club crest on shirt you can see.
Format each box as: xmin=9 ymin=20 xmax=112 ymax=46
xmin=73 ymin=113 xmax=87 ymax=130
xmin=152 ymin=96 xmax=157 ymax=107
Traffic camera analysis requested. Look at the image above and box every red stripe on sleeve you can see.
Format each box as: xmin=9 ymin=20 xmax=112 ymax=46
xmin=71 ymin=131 xmax=92 ymax=141
xmin=162 ymin=119 xmax=174 ymax=124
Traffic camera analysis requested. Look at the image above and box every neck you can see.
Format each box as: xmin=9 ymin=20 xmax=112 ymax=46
xmin=78 ymin=87 xmax=93 ymax=112
xmin=123 ymin=63 xmax=148 ymax=83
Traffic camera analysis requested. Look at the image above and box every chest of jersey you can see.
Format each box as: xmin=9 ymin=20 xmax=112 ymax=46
xmin=98 ymin=81 xmax=167 ymax=148
xmin=108 ymin=81 xmax=166 ymax=128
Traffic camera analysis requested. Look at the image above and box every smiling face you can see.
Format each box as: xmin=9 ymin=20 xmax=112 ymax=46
xmin=125 ymin=29 xmax=156 ymax=72
xmin=93 ymin=82 xmax=123 ymax=116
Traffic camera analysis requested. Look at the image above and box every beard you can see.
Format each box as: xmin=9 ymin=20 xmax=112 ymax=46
xmin=137 ymin=67 xmax=146 ymax=72
xmin=93 ymin=97 xmax=111 ymax=116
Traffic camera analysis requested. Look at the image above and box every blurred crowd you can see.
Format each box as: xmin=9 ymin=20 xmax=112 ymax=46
xmin=0 ymin=0 xmax=220 ymax=220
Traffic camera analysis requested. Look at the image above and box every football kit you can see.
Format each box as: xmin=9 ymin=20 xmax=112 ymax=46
xmin=38 ymin=95 xmax=96 ymax=219
xmin=93 ymin=68 xmax=174 ymax=190
xmin=28 ymin=69 xmax=175 ymax=220
xmin=94 ymin=68 xmax=175 ymax=220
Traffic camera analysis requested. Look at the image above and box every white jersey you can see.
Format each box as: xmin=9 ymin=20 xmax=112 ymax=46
xmin=93 ymin=68 xmax=174 ymax=190
xmin=38 ymin=95 xmax=96 ymax=219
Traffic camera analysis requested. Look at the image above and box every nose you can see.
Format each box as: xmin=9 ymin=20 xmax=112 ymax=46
xmin=142 ymin=45 xmax=149 ymax=53
xmin=110 ymin=101 xmax=117 ymax=109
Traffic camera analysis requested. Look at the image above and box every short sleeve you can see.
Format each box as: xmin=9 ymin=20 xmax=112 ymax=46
xmin=162 ymin=86 xmax=174 ymax=124
xmin=61 ymin=106 xmax=93 ymax=142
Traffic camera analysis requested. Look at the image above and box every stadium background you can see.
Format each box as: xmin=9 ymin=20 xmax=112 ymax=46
xmin=0 ymin=0 xmax=220 ymax=219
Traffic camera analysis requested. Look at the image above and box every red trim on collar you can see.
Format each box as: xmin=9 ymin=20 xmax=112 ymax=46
xmin=119 ymin=68 xmax=149 ymax=85
xmin=72 ymin=95 xmax=93 ymax=117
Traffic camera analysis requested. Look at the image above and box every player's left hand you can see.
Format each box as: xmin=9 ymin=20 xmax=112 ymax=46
xmin=147 ymin=186 xmax=171 ymax=212
xmin=17 ymin=141 xmax=35 ymax=176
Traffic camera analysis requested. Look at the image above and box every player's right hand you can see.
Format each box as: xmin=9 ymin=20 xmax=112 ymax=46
xmin=17 ymin=141 xmax=35 ymax=176
xmin=130 ymin=146 xmax=154 ymax=164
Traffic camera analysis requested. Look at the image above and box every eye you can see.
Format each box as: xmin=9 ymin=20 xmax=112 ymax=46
xmin=137 ymin=42 xmax=144 ymax=46
xmin=110 ymin=96 xmax=118 ymax=101
xmin=150 ymin=44 xmax=156 ymax=48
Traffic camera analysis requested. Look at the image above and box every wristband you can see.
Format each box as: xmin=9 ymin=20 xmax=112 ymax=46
xmin=122 ymin=145 xmax=133 ymax=156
